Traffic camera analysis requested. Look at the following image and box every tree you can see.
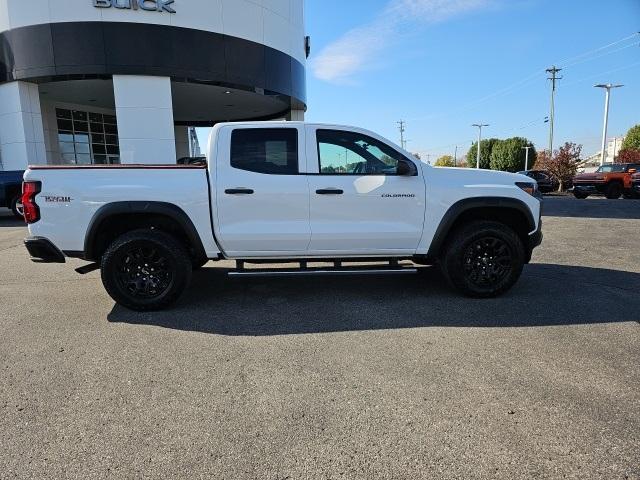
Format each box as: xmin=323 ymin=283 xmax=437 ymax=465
xmin=622 ymin=124 xmax=640 ymax=151
xmin=490 ymin=137 xmax=536 ymax=172
xmin=434 ymin=155 xmax=455 ymax=167
xmin=466 ymin=138 xmax=499 ymax=169
xmin=534 ymin=142 xmax=582 ymax=191
xmin=617 ymin=148 xmax=640 ymax=163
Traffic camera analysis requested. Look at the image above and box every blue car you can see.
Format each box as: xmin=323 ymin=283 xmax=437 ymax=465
xmin=0 ymin=170 xmax=25 ymax=218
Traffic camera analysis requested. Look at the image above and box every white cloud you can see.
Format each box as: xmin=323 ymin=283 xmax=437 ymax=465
xmin=312 ymin=0 xmax=492 ymax=84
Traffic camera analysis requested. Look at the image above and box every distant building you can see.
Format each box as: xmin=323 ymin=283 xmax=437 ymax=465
xmin=578 ymin=136 xmax=625 ymax=172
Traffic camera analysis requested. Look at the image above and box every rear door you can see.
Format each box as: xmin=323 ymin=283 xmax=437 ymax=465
xmin=214 ymin=125 xmax=310 ymax=256
xmin=305 ymin=126 xmax=426 ymax=255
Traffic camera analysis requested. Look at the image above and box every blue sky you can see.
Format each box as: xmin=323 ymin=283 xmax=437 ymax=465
xmin=199 ymin=0 xmax=639 ymax=161
xmin=306 ymin=0 xmax=640 ymax=160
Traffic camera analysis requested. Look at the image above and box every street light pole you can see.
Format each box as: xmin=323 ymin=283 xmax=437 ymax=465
xmin=595 ymin=84 xmax=623 ymax=166
xmin=472 ymin=123 xmax=489 ymax=169
xmin=522 ymin=145 xmax=532 ymax=171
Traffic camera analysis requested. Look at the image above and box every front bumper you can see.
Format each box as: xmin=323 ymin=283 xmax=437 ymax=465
xmin=572 ymin=183 xmax=605 ymax=193
xmin=24 ymin=237 xmax=66 ymax=263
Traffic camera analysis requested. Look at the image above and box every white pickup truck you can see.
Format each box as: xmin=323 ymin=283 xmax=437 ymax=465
xmin=22 ymin=122 xmax=542 ymax=311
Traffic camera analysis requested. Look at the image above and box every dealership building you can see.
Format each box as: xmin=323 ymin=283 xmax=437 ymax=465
xmin=0 ymin=0 xmax=307 ymax=170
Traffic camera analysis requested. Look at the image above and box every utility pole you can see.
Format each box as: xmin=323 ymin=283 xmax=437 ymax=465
xmin=522 ymin=144 xmax=533 ymax=171
xmin=397 ymin=120 xmax=407 ymax=150
xmin=546 ymin=66 xmax=562 ymax=155
xmin=594 ymin=84 xmax=623 ymax=165
xmin=472 ymin=123 xmax=489 ymax=169
xmin=454 ymin=146 xmax=458 ymax=167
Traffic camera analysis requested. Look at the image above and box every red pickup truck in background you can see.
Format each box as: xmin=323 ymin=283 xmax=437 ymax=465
xmin=572 ymin=163 xmax=640 ymax=199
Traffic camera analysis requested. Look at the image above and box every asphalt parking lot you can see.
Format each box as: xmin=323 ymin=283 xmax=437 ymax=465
xmin=1 ymin=197 xmax=639 ymax=480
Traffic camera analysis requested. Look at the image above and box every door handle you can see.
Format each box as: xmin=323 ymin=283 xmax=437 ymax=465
xmin=225 ymin=188 xmax=254 ymax=195
xmin=316 ymin=189 xmax=344 ymax=195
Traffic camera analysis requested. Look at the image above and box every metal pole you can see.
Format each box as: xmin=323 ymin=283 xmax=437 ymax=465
xmin=454 ymin=146 xmax=458 ymax=167
xmin=546 ymin=66 xmax=562 ymax=154
xmin=522 ymin=146 xmax=531 ymax=171
xmin=600 ymin=88 xmax=610 ymax=166
xmin=476 ymin=128 xmax=482 ymax=169
xmin=472 ymin=124 xmax=489 ymax=169
xmin=595 ymin=84 xmax=623 ymax=166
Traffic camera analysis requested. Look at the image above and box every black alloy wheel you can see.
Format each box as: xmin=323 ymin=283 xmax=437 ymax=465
xmin=462 ymin=237 xmax=512 ymax=288
xmin=440 ymin=221 xmax=525 ymax=298
xmin=116 ymin=246 xmax=173 ymax=299
xmin=101 ymin=229 xmax=192 ymax=311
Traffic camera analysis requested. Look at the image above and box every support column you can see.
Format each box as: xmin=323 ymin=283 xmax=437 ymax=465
xmin=287 ymin=109 xmax=305 ymax=121
xmin=0 ymin=82 xmax=46 ymax=170
xmin=174 ymin=126 xmax=190 ymax=160
xmin=113 ymin=75 xmax=176 ymax=164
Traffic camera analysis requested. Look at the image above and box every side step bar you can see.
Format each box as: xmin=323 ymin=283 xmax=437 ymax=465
xmin=228 ymin=260 xmax=417 ymax=278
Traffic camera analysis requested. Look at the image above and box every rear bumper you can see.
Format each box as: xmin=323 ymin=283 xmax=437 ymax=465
xmin=24 ymin=237 xmax=65 ymax=263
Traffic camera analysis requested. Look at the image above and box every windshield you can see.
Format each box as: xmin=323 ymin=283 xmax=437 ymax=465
xmin=596 ymin=165 xmax=625 ymax=173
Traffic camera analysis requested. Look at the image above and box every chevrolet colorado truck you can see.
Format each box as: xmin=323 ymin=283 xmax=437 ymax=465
xmin=0 ymin=170 xmax=25 ymax=218
xmin=572 ymin=163 xmax=640 ymax=199
xmin=22 ymin=122 xmax=543 ymax=311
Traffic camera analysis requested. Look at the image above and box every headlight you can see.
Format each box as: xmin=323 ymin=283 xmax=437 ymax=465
xmin=516 ymin=181 xmax=538 ymax=197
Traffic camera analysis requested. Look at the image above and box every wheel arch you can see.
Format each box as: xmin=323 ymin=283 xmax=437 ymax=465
xmin=84 ymin=202 xmax=207 ymax=262
xmin=426 ymin=197 xmax=536 ymax=260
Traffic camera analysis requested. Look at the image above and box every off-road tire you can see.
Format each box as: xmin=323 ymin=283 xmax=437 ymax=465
xmin=101 ymin=229 xmax=192 ymax=311
xmin=10 ymin=195 xmax=23 ymax=219
xmin=440 ymin=221 xmax=525 ymax=298
xmin=573 ymin=190 xmax=589 ymax=199
xmin=604 ymin=182 xmax=623 ymax=200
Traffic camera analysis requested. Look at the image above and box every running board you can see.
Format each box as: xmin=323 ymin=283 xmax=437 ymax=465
xmin=228 ymin=267 xmax=417 ymax=278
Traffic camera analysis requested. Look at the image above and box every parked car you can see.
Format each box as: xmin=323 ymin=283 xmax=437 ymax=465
xmin=0 ymin=170 xmax=25 ymax=218
xmin=632 ymin=172 xmax=640 ymax=198
xmin=21 ymin=122 xmax=543 ymax=311
xmin=572 ymin=163 xmax=640 ymax=199
xmin=517 ymin=170 xmax=558 ymax=193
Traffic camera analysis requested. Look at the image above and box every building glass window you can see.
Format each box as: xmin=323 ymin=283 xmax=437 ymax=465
xmin=56 ymin=108 xmax=120 ymax=165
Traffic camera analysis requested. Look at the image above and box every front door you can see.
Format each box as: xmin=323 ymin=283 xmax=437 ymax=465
xmin=306 ymin=127 xmax=426 ymax=255
xmin=214 ymin=125 xmax=310 ymax=256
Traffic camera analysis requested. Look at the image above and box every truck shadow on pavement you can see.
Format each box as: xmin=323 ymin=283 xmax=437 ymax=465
xmin=107 ymin=263 xmax=640 ymax=336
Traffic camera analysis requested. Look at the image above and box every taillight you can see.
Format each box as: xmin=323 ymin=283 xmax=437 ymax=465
xmin=22 ymin=181 xmax=41 ymax=224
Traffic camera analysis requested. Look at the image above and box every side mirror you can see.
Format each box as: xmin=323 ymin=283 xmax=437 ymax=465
xmin=397 ymin=159 xmax=418 ymax=176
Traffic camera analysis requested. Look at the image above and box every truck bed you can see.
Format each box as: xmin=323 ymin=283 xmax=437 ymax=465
xmin=23 ymin=165 xmax=219 ymax=257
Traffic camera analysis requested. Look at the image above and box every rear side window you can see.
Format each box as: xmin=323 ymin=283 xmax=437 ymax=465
xmin=231 ymin=128 xmax=298 ymax=175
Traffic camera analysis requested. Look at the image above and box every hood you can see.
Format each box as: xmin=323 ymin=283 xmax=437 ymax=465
xmin=574 ymin=172 xmax=604 ymax=181
xmin=427 ymin=165 xmax=532 ymax=185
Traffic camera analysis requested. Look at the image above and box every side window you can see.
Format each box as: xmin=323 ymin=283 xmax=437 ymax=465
xmin=231 ymin=128 xmax=298 ymax=175
xmin=317 ymin=129 xmax=406 ymax=175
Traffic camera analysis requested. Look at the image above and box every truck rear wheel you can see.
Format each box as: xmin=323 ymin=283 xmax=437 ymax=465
xmin=101 ymin=229 xmax=192 ymax=311
xmin=605 ymin=182 xmax=623 ymax=200
xmin=440 ymin=221 xmax=525 ymax=298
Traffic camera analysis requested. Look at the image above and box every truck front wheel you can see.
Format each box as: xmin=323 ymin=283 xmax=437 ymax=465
xmin=101 ymin=229 xmax=192 ymax=311
xmin=440 ymin=221 xmax=525 ymax=298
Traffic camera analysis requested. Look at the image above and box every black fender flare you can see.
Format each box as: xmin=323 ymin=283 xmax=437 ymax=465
xmin=84 ymin=201 xmax=207 ymax=261
xmin=426 ymin=197 xmax=537 ymax=259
